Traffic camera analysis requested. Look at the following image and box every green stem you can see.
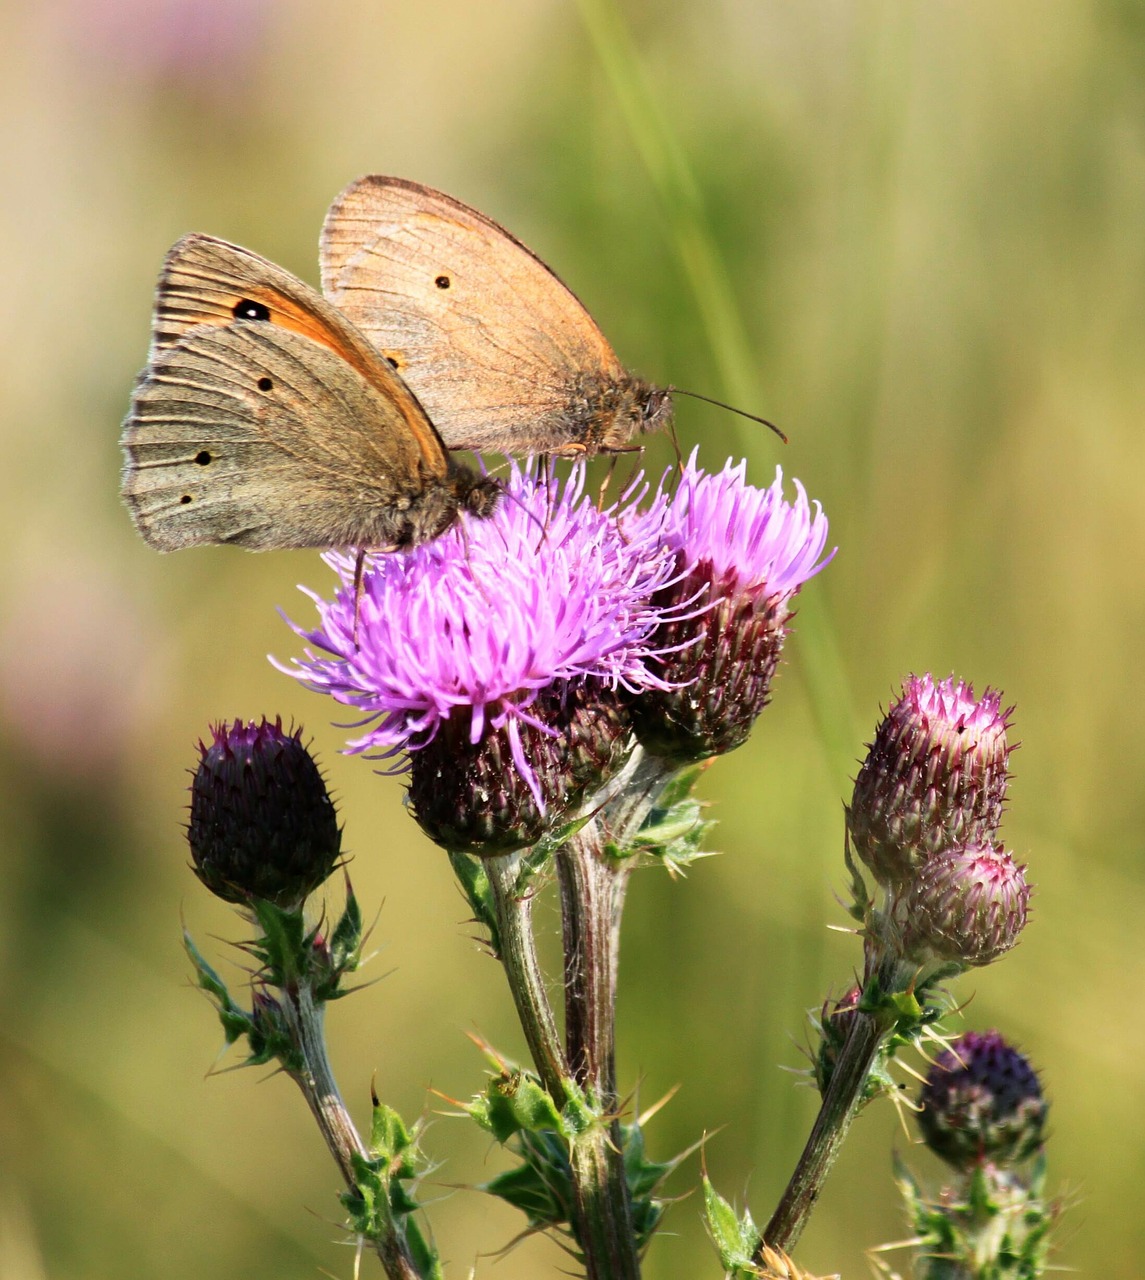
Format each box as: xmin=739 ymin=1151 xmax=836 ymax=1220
xmin=760 ymin=946 xmax=907 ymax=1255
xmin=283 ymin=983 xmax=422 ymax=1280
xmin=485 ymin=851 xmax=571 ymax=1105
xmin=760 ymin=1005 xmax=889 ymax=1254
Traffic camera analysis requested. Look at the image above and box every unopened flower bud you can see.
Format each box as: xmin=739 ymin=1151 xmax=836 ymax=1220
xmin=408 ymin=679 xmax=632 ymax=856
xmin=188 ymin=718 xmax=341 ymax=909
xmin=848 ymin=675 xmax=1013 ymax=889
xmin=918 ymin=1030 xmax=1047 ymax=1169
xmin=900 ymin=843 xmax=1030 ymax=968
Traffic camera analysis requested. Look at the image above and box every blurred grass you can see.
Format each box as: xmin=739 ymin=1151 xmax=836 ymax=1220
xmin=2 ymin=1 xmax=1143 ymax=1277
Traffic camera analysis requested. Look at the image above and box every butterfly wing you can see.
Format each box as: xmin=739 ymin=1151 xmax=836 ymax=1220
xmin=121 ymin=320 xmax=449 ymax=551
xmin=147 ymin=233 xmax=449 ymax=477
xmin=319 ymin=176 xmax=629 ymax=454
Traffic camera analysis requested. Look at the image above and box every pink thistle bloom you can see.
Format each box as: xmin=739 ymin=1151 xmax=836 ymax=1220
xmin=629 ymin=451 xmax=834 ymax=762
xmin=281 ymin=462 xmax=675 ymax=812
xmin=649 ymin=449 xmax=834 ymax=594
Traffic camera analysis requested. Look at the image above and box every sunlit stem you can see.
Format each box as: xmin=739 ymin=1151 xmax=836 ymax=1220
xmin=281 ymin=982 xmax=422 ymax=1280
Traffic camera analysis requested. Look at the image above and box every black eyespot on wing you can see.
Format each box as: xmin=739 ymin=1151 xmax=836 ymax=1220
xmin=386 ymin=356 xmax=400 ymax=368
xmin=180 ymin=494 xmax=193 ymax=504
xmin=233 ymin=299 xmax=271 ymax=321
xmin=257 ymin=376 xmax=273 ymax=391
xmin=194 ymin=450 xmax=212 ymax=466
xmin=434 ymin=275 xmax=450 ymax=290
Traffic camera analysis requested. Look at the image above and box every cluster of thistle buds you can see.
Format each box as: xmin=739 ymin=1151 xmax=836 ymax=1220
xmin=174 ymin=456 xmax=1058 ymax=1280
xmin=846 ymin=675 xmax=1031 ymax=980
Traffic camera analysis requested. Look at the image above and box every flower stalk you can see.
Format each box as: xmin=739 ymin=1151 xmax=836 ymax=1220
xmin=483 ymin=850 xmax=571 ymax=1105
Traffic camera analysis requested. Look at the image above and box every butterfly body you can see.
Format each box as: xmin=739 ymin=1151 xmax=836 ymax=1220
xmin=121 ymin=234 xmax=500 ymax=554
xmin=320 ymin=176 xmax=675 ymax=457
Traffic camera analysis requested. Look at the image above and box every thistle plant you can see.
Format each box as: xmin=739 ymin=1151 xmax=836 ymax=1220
xmin=171 ymin=456 xmax=1060 ymax=1280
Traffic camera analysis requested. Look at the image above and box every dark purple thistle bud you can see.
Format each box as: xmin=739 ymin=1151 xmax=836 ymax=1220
xmin=848 ymin=675 xmax=1014 ymax=889
xmin=630 ymin=454 xmax=832 ymax=763
xmin=918 ymin=1030 xmax=1047 ymax=1170
xmin=900 ymin=842 xmax=1031 ymax=968
xmin=409 ymin=679 xmax=633 ymax=856
xmin=188 ymin=718 xmax=341 ymax=909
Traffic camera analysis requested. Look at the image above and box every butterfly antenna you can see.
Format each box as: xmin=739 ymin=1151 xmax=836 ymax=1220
xmin=670 ymin=389 xmax=787 ymax=443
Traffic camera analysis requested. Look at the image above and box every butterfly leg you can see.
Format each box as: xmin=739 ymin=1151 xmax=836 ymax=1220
xmin=352 ymin=547 xmax=368 ymax=649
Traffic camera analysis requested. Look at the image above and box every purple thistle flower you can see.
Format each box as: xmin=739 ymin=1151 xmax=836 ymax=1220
xmin=628 ymin=451 xmax=834 ymax=762
xmin=282 ymin=463 xmax=676 ymax=840
xmin=648 ymin=450 xmax=834 ymax=594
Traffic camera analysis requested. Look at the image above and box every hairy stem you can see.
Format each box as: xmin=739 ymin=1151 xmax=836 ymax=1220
xmin=283 ymin=984 xmax=422 ymax=1280
xmin=557 ymin=823 xmax=639 ymax=1279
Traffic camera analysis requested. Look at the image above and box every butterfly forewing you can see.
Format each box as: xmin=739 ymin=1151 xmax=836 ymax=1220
xmin=122 ymin=321 xmax=448 ymax=551
xmin=320 ymin=176 xmax=631 ymax=454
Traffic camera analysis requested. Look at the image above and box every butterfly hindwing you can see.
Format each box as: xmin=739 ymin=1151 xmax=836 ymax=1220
xmin=121 ymin=320 xmax=444 ymax=551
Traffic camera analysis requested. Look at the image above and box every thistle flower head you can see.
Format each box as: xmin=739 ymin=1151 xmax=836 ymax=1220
xmin=187 ymin=717 xmax=341 ymax=909
xmin=629 ymin=452 xmax=833 ymax=761
xmin=899 ymin=842 xmax=1031 ymax=968
xmin=848 ymin=674 xmax=1014 ymax=889
xmin=282 ymin=462 xmax=675 ymax=849
xmin=918 ymin=1030 xmax=1047 ymax=1169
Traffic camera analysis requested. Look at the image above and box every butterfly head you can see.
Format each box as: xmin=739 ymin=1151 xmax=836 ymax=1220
xmin=457 ymin=471 xmax=504 ymax=521
xmin=640 ymin=384 xmax=675 ymax=436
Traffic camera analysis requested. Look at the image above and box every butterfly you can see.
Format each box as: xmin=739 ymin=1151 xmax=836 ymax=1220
xmin=319 ymin=175 xmax=677 ymax=458
xmin=120 ymin=233 xmax=501 ymax=555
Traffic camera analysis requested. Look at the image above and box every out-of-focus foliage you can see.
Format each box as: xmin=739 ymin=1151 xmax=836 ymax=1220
xmin=1 ymin=1 xmax=1140 ymax=1276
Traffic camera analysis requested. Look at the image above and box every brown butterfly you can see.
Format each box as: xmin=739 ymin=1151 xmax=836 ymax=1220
xmin=318 ymin=175 xmax=678 ymax=458
xmin=120 ymin=234 xmax=501 ymax=554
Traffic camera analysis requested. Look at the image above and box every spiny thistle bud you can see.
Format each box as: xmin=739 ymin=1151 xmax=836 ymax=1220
xmin=848 ymin=675 xmax=1013 ymax=889
xmin=408 ymin=679 xmax=633 ymax=856
xmin=630 ymin=454 xmax=832 ymax=763
xmin=814 ymin=985 xmax=861 ymax=1096
xmin=918 ymin=1030 xmax=1047 ymax=1170
xmin=188 ymin=718 xmax=341 ymax=909
xmin=899 ymin=843 xmax=1031 ymax=968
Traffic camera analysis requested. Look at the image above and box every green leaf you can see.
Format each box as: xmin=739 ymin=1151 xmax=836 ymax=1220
xmin=483 ymin=1162 xmax=566 ymax=1226
xmin=447 ymin=850 xmax=499 ymax=950
xmin=328 ymin=885 xmax=363 ymax=972
xmin=702 ymin=1173 xmax=761 ymax=1272
xmin=470 ymin=1071 xmax=568 ymax=1143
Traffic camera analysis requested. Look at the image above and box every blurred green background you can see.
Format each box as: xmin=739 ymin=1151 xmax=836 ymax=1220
xmin=1 ymin=0 xmax=1141 ymax=1276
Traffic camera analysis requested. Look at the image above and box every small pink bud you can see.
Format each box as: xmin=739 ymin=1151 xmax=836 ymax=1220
xmin=900 ymin=843 xmax=1031 ymax=967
